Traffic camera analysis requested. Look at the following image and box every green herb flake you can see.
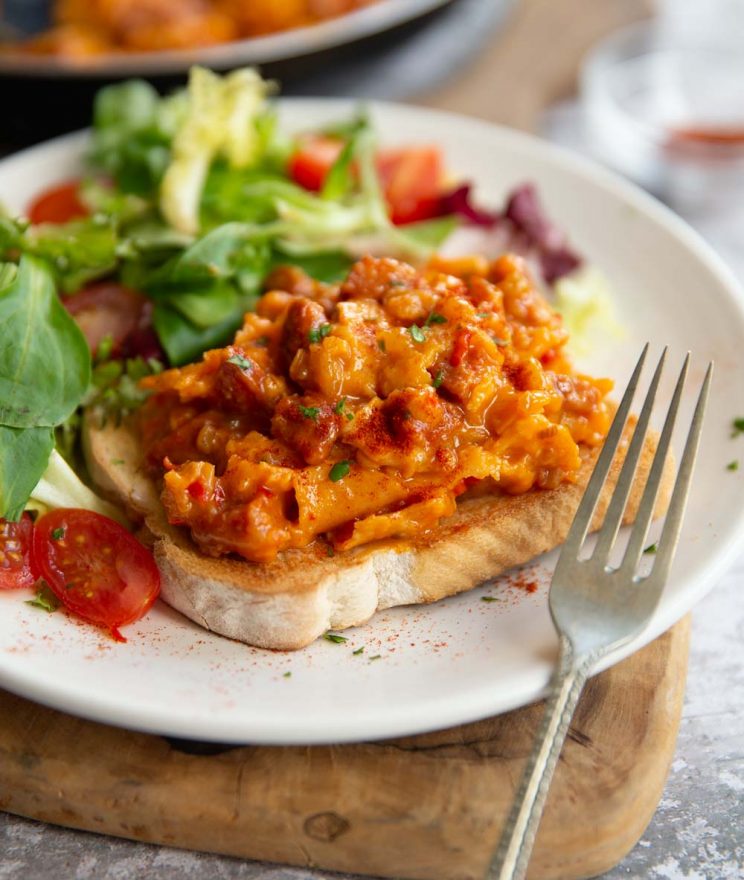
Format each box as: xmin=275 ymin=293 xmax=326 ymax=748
xmin=324 ymin=632 xmax=348 ymax=644
xmin=353 ymin=646 xmax=365 ymax=655
xmin=477 ymin=312 xmax=491 ymax=319
xmin=409 ymin=324 xmax=426 ymax=344
xmin=227 ymin=354 xmax=253 ymax=371
xmin=424 ymin=312 xmax=447 ymax=326
xmin=377 ymin=339 xmax=386 ymax=352
xmin=255 ymin=335 xmax=269 ymax=347
xmin=26 ymin=581 xmax=60 ymax=614
xmin=111 ymin=458 xmax=125 ymax=466
xmin=491 ymin=336 xmax=509 ymax=346
xmin=283 ymin=671 xmax=292 ymax=678
xmin=334 ymin=397 xmax=347 ymax=414
xmin=369 ymin=654 xmax=382 ymax=661
xmin=299 ymin=405 xmax=320 ymax=422
xmin=432 ymin=370 xmax=445 ymax=389
xmin=329 ymin=460 xmax=351 ymax=482
xmin=727 ymin=460 xmax=739 ymax=472
xmin=731 ymin=417 xmax=744 ymax=437
xmin=644 ymin=543 xmax=657 ymax=555
xmin=51 ymin=527 xmax=65 ymax=541
xmin=96 ymin=334 xmax=115 ymax=364
xmin=308 ymin=323 xmax=332 ymax=344
xmin=481 ymin=596 xmax=500 ymax=603
xmin=326 ymin=545 xmax=335 ymax=557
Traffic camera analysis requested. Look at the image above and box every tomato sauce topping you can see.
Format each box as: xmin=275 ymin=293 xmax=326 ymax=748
xmin=139 ymin=254 xmax=613 ymax=562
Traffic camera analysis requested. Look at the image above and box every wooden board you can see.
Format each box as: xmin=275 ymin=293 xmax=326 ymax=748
xmin=0 ymin=616 xmax=689 ymax=880
xmin=0 ymin=3 xmax=681 ymax=878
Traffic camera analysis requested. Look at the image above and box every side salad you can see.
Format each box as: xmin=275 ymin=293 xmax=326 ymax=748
xmin=0 ymin=66 xmax=596 ymax=640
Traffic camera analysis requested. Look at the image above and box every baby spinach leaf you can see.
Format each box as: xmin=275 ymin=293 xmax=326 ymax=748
xmin=152 ymin=304 xmax=248 ymax=367
xmin=166 ymin=282 xmax=240 ymax=329
xmin=0 ymin=424 xmax=55 ymax=521
xmin=0 ymin=215 xmax=119 ymax=293
xmin=0 ymin=255 xmax=91 ymax=428
xmin=320 ymin=134 xmax=359 ymax=202
xmin=90 ymin=79 xmax=179 ymax=197
xmin=396 ymin=215 xmax=458 ymax=250
xmin=270 ymin=249 xmax=352 ymax=283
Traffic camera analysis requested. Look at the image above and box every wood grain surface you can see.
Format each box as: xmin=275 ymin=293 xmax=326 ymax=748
xmin=0 ymin=616 xmax=689 ymax=880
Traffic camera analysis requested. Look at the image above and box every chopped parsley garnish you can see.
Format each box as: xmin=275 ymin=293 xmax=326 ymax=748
xmin=644 ymin=543 xmax=657 ymax=555
xmin=432 ymin=369 xmax=445 ymax=389
xmin=476 ymin=312 xmax=491 ymax=319
xmin=283 ymin=671 xmax=292 ymax=678
xmin=409 ymin=324 xmax=426 ymax=344
xmin=308 ymin=323 xmax=332 ymax=344
xmin=227 ymin=354 xmax=253 ymax=371
xmin=334 ymin=397 xmax=355 ymax=421
xmin=329 ymin=460 xmax=351 ymax=482
xmin=255 ymin=335 xmax=269 ymax=347
xmin=353 ymin=646 xmax=365 ymax=655
xmin=727 ymin=460 xmax=739 ymax=472
xmin=299 ymin=405 xmax=320 ymax=421
xmin=732 ymin=417 xmax=744 ymax=438
xmin=326 ymin=545 xmax=335 ymax=557
xmin=324 ymin=632 xmax=348 ymax=644
xmin=369 ymin=654 xmax=382 ymax=661
xmin=111 ymin=458 xmax=125 ymax=466
xmin=51 ymin=527 xmax=65 ymax=541
xmin=26 ymin=581 xmax=60 ymax=614
xmin=96 ymin=334 xmax=115 ymax=363
xmin=481 ymin=596 xmax=500 ymax=603
xmin=424 ymin=312 xmax=447 ymax=326
xmin=378 ymin=339 xmax=386 ymax=352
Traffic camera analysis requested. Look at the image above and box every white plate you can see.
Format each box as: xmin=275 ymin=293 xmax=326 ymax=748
xmin=0 ymin=0 xmax=450 ymax=77
xmin=1 ymin=101 xmax=744 ymax=745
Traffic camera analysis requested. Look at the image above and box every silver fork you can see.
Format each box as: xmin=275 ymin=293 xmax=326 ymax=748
xmin=487 ymin=345 xmax=713 ymax=880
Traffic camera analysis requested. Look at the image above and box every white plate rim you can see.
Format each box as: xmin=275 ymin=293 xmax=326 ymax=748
xmin=0 ymin=99 xmax=743 ymax=744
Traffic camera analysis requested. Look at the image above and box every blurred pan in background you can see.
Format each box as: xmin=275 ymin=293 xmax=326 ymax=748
xmin=0 ymin=0 xmax=510 ymax=149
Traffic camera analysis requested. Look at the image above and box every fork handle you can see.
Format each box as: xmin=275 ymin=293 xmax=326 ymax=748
xmin=487 ymin=637 xmax=590 ymax=880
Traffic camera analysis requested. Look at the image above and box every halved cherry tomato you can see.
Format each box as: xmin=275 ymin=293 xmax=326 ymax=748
xmin=63 ymin=283 xmax=161 ymax=360
xmin=32 ymin=509 xmax=161 ymax=642
xmin=288 ymin=135 xmax=345 ymax=192
xmin=376 ymin=147 xmax=444 ymax=225
xmin=28 ymin=180 xmax=89 ymax=225
xmin=288 ymin=138 xmax=445 ymax=225
xmin=0 ymin=515 xmax=37 ymax=590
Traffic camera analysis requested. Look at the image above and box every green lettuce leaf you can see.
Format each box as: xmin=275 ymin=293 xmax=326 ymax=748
xmin=90 ymin=79 xmax=183 ymax=197
xmin=0 ymin=256 xmax=91 ymax=428
xmin=153 ymin=305 xmax=248 ymax=366
xmin=159 ymin=67 xmax=273 ymax=235
xmin=0 ymin=215 xmax=119 ymax=293
xmin=0 ymin=424 xmax=55 ymax=521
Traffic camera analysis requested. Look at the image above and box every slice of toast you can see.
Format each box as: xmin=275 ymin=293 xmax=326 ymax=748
xmin=83 ymin=414 xmax=673 ymax=650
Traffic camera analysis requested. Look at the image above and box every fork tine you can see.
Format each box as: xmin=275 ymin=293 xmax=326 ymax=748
xmin=619 ymin=353 xmax=690 ymax=574
xmin=559 ymin=344 xmax=648 ymax=561
xmin=646 ymin=362 xmax=713 ymax=585
xmin=591 ymin=347 xmax=667 ymax=564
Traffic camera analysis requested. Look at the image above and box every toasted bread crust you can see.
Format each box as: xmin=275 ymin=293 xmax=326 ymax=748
xmin=83 ymin=413 xmax=673 ymax=649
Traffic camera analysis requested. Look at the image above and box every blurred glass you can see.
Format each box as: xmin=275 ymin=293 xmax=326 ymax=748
xmin=582 ymin=17 xmax=744 ymax=273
